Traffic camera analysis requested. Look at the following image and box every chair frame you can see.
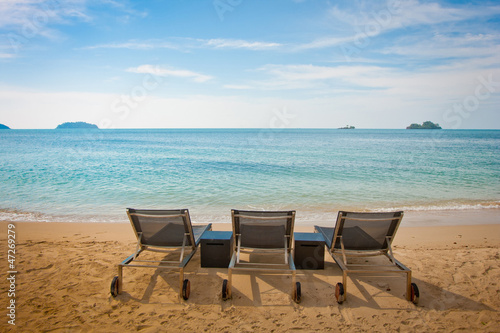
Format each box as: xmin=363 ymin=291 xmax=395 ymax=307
xmin=112 ymin=208 xmax=211 ymax=299
xmin=315 ymin=211 xmax=417 ymax=303
xmin=223 ymin=209 xmax=300 ymax=303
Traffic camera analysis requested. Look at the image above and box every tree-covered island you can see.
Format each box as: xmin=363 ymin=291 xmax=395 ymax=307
xmin=56 ymin=122 xmax=99 ymax=129
xmin=406 ymin=121 xmax=442 ymax=129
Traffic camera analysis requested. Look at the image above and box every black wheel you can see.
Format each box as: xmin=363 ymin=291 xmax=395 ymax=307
xmin=293 ymin=282 xmax=301 ymax=304
xmin=222 ymin=279 xmax=229 ymax=301
xmin=182 ymin=279 xmax=191 ymax=300
xmin=335 ymin=282 xmax=345 ymax=304
xmin=110 ymin=276 xmax=119 ymax=297
xmin=410 ymin=283 xmax=419 ymax=305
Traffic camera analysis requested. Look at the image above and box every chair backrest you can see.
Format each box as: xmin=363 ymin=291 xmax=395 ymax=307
xmin=232 ymin=209 xmax=295 ymax=249
xmin=332 ymin=211 xmax=403 ymax=251
xmin=126 ymin=208 xmax=195 ymax=249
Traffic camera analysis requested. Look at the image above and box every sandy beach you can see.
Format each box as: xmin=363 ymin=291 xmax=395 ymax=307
xmin=1 ymin=211 xmax=499 ymax=332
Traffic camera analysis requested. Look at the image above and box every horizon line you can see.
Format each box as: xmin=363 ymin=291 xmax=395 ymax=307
xmin=2 ymin=127 xmax=500 ymax=130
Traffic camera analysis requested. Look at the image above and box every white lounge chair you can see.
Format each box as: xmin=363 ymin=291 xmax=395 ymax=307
xmin=315 ymin=211 xmax=419 ymax=304
xmin=222 ymin=209 xmax=301 ymax=303
xmin=110 ymin=208 xmax=212 ymax=300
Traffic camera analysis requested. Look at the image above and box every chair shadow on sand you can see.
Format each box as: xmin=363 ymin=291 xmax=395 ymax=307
xmin=110 ymin=250 xmax=211 ymax=305
xmin=294 ymin=260 xmax=496 ymax=311
xmin=112 ymin=253 xmax=494 ymax=314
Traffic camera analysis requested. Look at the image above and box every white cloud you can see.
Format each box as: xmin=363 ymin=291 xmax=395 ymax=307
xmin=99 ymin=0 xmax=148 ymax=18
xmin=0 ymin=0 xmax=90 ymax=29
xmin=202 ymin=38 xmax=282 ymax=50
xmin=385 ymin=0 xmax=469 ymax=27
xmin=127 ymin=64 xmax=213 ymax=83
xmin=300 ymin=1 xmax=500 ymax=51
xmin=220 ymin=61 xmax=500 ymax=125
xmin=84 ymin=37 xmax=282 ymax=51
xmin=223 ymin=84 xmax=253 ymax=90
xmin=259 ymin=64 xmax=388 ymax=81
xmin=383 ymin=33 xmax=500 ymax=61
xmin=83 ymin=40 xmax=181 ymax=51
xmin=0 ymin=0 xmax=146 ymax=46
xmin=295 ymin=36 xmax=358 ymax=51
xmin=240 ymin=64 xmax=394 ymax=91
xmin=0 ymin=53 xmax=15 ymax=59
xmin=0 ymin=0 xmax=81 ymax=48
xmin=338 ymin=0 xmax=499 ymax=30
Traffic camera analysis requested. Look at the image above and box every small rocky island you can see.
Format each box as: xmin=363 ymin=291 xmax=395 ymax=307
xmin=0 ymin=123 xmax=10 ymax=129
xmin=406 ymin=121 xmax=442 ymax=129
xmin=56 ymin=122 xmax=98 ymax=129
xmin=339 ymin=125 xmax=355 ymax=129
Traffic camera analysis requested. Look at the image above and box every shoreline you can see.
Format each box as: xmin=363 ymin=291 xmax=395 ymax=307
xmin=1 ymin=208 xmax=499 ymax=227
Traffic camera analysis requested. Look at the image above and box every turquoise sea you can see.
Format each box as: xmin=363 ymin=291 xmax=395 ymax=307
xmin=0 ymin=129 xmax=499 ymax=224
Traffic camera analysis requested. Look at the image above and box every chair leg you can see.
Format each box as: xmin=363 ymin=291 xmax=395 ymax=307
xmin=117 ymin=265 xmax=123 ymax=294
xmin=342 ymin=271 xmax=348 ymax=301
xmin=406 ymin=271 xmax=412 ymax=301
xmin=227 ymin=266 xmax=233 ymax=299
xmin=226 ymin=252 xmax=237 ymax=300
xmin=179 ymin=268 xmax=184 ymax=299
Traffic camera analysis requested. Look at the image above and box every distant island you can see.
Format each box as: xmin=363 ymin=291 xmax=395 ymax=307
xmin=406 ymin=121 xmax=442 ymax=129
xmin=56 ymin=122 xmax=98 ymax=129
xmin=0 ymin=123 xmax=10 ymax=129
xmin=339 ymin=125 xmax=355 ymax=129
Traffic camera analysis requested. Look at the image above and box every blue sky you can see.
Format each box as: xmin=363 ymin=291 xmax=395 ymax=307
xmin=0 ymin=0 xmax=499 ymax=129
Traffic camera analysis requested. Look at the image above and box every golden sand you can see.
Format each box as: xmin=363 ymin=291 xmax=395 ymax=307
xmin=1 ymin=216 xmax=499 ymax=332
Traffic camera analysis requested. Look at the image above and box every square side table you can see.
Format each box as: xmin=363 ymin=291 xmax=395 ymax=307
xmin=200 ymin=231 xmax=233 ymax=268
xmin=294 ymin=232 xmax=325 ymax=270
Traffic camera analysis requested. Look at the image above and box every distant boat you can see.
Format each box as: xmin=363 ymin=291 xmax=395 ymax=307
xmin=339 ymin=125 xmax=355 ymax=129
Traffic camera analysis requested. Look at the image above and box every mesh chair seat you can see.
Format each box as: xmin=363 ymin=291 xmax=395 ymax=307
xmin=222 ymin=209 xmax=301 ymax=303
xmin=110 ymin=208 xmax=211 ymax=300
xmin=314 ymin=211 xmax=419 ymax=304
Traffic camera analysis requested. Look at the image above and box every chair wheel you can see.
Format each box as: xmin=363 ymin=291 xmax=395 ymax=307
xmin=182 ymin=279 xmax=190 ymax=300
xmin=222 ymin=279 xmax=229 ymax=301
xmin=411 ymin=283 xmax=419 ymax=304
xmin=110 ymin=276 xmax=119 ymax=297
xmin=293 ymin=282 xmax=301 ymax=304
xmin=335 ymin=282 xmax=345 ymax=304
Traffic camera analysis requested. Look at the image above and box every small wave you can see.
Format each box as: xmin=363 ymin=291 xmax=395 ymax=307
xmin=2 ymin=201 xmax=499 ymax=223
xmin=0 ymin=208 xmax=229 ymax=224
xmin=0 ymin=208 xmax=127 ymax=223
xmin=373 ymin=202 xmax=500 ymax=212
xmin=0 ymin=209 xmax=52 ymax=222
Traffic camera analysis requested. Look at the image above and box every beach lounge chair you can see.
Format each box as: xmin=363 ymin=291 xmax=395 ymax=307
xmin=222 ymin=209 xmax=301 ymax=303
xmin=314 ymin=211 xmax=419 ymax=304
xmin=110 ymin=208 xmax=212 ymax=300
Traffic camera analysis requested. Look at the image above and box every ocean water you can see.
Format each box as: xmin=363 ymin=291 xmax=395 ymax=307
xmin=0 ymin=129 xmax=499 ymax=224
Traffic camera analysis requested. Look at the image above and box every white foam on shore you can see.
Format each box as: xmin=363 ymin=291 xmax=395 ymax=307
xmin=0 ymin=209 xmax=128 ymax=223
xmin=1 ymin=202 xmax=499 ymax=226
xmin=0 ymin=210 xmax=52 ymax=222
xmin=374 ymin=202 xmax=500 ymax=212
